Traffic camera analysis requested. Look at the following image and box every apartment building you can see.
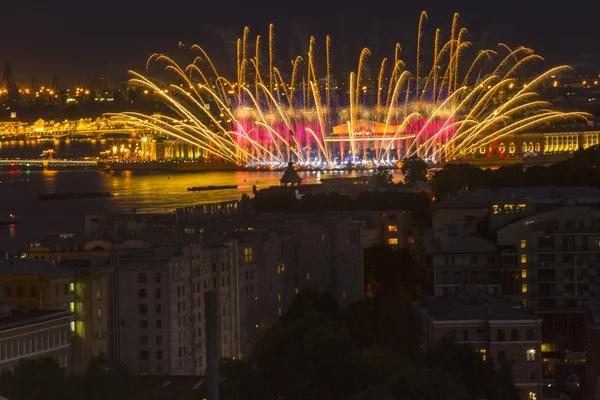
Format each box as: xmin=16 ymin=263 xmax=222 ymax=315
xmin=497 ymin=205 xmax=600 ymax=372
xmin=113 ymin=213 xmax=365 ymax=375
xmin=0 ymin=257 xmax=112 ymax=373
xmin=351 ymin=210 xmax=411 ymax=248
xmin=420 ymin=226 xmax=501 ymax=296
xmin=417 ymin=186 xmax=600 ymax=378
xmin=414 ymin=292 xmax=543 ymax=400
xmin=0 ymin=298 xmax=75 ymax=372
xmin=113 ymin=242 xmax=240 ymax=376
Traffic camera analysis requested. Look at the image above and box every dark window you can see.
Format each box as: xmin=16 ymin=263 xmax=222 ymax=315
xmin=156 ymin=320 xmax=162 ymax=329
xmin=156 ymin=350 xmax=163 ymax=360
xmin=156 ymin=335 xmax=163 ymax=345
xmin=138 ymin=305 xmax=148 ymax=314
xmin=498 ymin=351 xmax=506 ymax=362
xmin=497 ymin=330 xmax=505 ymax=342
xmin=154 ymin=273 xmax=161 ymax=283
xmin=137 ymin=273 xmax=147 ymax=283
xmin=526 ymin=329 xmax=534 ymax=341
xmin=138 ymin=289 xmax=147 ymax=298
xmin=511 ymin=329 xmax=519 ymax=341
xmin=139 ymin=351 xmax=149 ymax=360
xmin=155 ymin=289 xmax=162 ymax=299
xmin=461 ymin=330 xmax=468 ymax=341
xmin=476 ymin=329 xmax=485 ymax=340
xmin=139 ymin=320 xmax=148 ymax=329
xmin=155 ymin=304 xmax=162 ymax=314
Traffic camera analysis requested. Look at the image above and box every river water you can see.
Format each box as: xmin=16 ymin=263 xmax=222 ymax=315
xmin=0 ymin=140 xmax=401 ymax=252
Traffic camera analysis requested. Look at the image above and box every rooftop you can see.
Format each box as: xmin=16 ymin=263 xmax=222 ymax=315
xmin=425 ymin=234 xmax=498 ymax=254
xmin=0 ymin=310 xmax=73 ymax=332
xmin=415 ymin=292 xmax=540 ymax=322
xmin=433 ymin=186 xmax=600 ymax=209
xmin=0 ymin=257 xmax=112 ymax=276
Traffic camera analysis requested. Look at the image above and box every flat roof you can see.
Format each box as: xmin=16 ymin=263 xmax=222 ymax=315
xmin=0 ymin=257 xmax=112 ymax=276
xmin=0 ymin=310 xmax=73 ymax=331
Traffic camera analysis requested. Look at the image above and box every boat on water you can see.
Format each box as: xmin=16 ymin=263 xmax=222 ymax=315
xmin=0 ymin=214 xmax=20 ymax=225
xmin=36 ymin=192 xmax=115 ymax=201
xmin=187 ymin=185 xmax=238 ymax=192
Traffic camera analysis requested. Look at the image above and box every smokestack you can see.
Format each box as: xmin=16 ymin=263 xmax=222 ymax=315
xmin=205 ymin=290 xmax=220 ymax=400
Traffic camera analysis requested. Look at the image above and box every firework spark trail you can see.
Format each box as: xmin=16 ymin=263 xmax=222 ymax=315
xmin=116 ymin=13 xmax=589 ymax=167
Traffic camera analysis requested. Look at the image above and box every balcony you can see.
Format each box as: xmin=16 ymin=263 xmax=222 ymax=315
xmin=531 ymin=247 xmax=560 ymax=254
xmin=534 ymin=276 xmax=561 ymax=283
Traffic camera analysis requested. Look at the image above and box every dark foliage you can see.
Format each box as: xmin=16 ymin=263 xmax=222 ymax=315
xmin=431 ymin=145 xmax=600 ymax=199
xmin=401 ymin=156 xmax=428 ymax=185
xmin=253 ymin=190 xmax=431 ymax=226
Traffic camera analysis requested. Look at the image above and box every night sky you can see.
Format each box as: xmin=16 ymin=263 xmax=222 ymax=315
xmin=2 ymin=0 xmax=599 ymax=85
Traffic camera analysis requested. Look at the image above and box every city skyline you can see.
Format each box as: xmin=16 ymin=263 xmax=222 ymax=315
xmin=3 ymin=0 xmax=600 ymax=85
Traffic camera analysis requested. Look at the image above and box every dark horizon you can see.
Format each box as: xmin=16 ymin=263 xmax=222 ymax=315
xmin=2 ymin=0 xmax=600 ymax=85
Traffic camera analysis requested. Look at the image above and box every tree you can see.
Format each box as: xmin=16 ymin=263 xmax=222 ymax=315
xmin=401 ymin=156 xmax=428 ymax=185
xmin=372 ymin=167 xmax=394 ymax=186
xmin=0 ymin=358 xmax=67 ymax=400
xmin=425 ymin=336 xmax=519 ymax=400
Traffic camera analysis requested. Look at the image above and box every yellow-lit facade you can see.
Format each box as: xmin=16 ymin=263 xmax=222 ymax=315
xmin=0 ymin=268 xmax=112 ymax=373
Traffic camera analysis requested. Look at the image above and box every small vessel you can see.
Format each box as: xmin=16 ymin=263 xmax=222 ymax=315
xmin=36 ymin=192 xmax=115 ymax=201
xmin=0 ymin=214 xmax=20 ymax=225
xmin=187 ymin=185 xmax=238 ymax=191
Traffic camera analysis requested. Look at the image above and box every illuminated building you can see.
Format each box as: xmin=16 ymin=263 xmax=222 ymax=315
xmin=414 ymin=292 xmax=543 ymax=400
xmin=0 ymin=257 xmax=112 ymax=373
xmin=417 ymin=186 xmax=600 ymax=377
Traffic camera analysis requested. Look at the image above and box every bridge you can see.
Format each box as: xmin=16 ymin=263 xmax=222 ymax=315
xmin=0 ymin=159 xmax=98 ymax=169
xmin=1 ymin=128 xmax=137 ymax=140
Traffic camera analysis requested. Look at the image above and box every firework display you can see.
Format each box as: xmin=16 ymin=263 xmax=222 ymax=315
xmin=112 ymin=12 xmax=588 ymax=168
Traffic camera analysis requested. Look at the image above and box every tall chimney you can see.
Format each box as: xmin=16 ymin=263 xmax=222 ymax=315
xmin=205 ymin=290 xmax=220 ymax=400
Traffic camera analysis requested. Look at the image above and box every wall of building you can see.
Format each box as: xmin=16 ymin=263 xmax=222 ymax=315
xmin=0 ymin=313 xmax=75 ymax=373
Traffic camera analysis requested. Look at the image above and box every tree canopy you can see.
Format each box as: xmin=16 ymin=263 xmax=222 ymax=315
xmin=431 ymin=145 xmax=600 ymax=199
xmin=221 ymin=246 xmax=519 ymax=400
xmin=401 ymin=156 xmax=428 ymax=185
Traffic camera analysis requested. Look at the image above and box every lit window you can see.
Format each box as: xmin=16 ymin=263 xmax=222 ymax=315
xmin=521 ymin=284 xmax=528 ymax=294
xmin=69 ymin=283 xmax=75 ymax=293
xmin=278 ymin=307 xmax=282 ymax=316
xmin=521 ymin=269 xmax=528 ymax=279
xmin=520 ymin=240 xmax=527 ymax=249
xmin=388 ymin=238 xmax=399 ymax=245
xmin=529 ymin=391 xmax=537 ymax=400
xmin=70 ymin=321 xmax=75 ymax=332
xmin=521 ymin=298 xmax=528 ymax=308
xmin=342 ymin=291 xmax=346 ymax=299
xmin=541 ymin=343 xmax=559 ymax=352
xmin=69 ymin=302 xmax=75 ymax=312
xmin=492 ymin=205 xmax=500 ymax=215
xmin=277 ymin=266 xmax=281 ymax=274
xmin=295 ymin=288 xmax=299 ymax=294
xmin=306 ymin=273 xmax=310 ymax=280
xmin=97 ymin=308 xmax=102 ymax=320
xmin=388 ymin=225 xmax=398 ymax=232
xmin=277 ymin=293 xmax=281 ymax=301
xmin=480 ymin=349 xmax=487 ymax=361
xmin=521 ymin=254 xmax=527 ymax=264
xmin=244 ymin=248 xmax=253 ymax=263
xmin=526 ymin=349 xmax=536 ymax=361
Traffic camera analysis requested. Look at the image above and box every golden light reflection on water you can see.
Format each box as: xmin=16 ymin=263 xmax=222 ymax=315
xmin=102 ymin=169 xmax=399 ymax=213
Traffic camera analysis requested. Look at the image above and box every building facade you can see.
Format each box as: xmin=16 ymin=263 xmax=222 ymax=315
xmin=414 ymin=293 xmax=544 ymax=400
xmin=0 ymin=300 xmax=75 ymax=372
xmin=0 ymin=258 xmax=112 ymax=373
xmin=113 ymin=213 xmax=365 ymax=375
